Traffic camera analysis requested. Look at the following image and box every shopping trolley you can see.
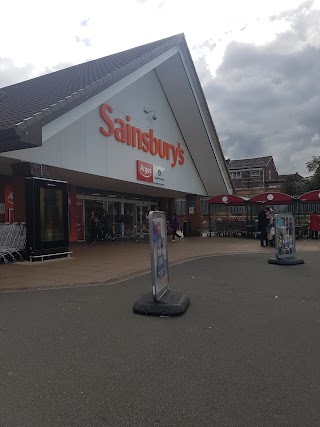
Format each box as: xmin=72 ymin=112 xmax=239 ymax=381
xmin=0 ymin=223 xmax=26 ymax=264
xmin=135 ymin=222 xmax=149 ymax=242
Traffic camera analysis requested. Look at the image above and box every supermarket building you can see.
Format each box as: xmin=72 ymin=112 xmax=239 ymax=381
xmin=0 ymin=34 xmax=232 ymax=255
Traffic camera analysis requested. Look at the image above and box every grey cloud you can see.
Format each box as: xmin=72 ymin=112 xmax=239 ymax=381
xmin=40 ymin=62 xmax=75 ymax=75
xmin=76 ymin=36 xmax=91 ymax=47
xmin=0 ymin=59 xmax=79 ymax=90
xmin=269 ymin=0 xmax=314 ymax=23
xmin=202 ymin=40 xmax=217 ymax=52
xmin=198 ymin=7 xmax=320 ymax=176
xmin=81 ymin=18 xmax=90 ymax=27
xmin=0 ymin=58 xmax=35 ymax=88
xmin=194 ymin=56 xmax=214 ymax=86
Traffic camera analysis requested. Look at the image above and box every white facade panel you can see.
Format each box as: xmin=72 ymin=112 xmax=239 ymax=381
xmin=60 ymin=119 xmax=87 ymax=172
xmin=3 ymin=70 xmax=206 ymax=195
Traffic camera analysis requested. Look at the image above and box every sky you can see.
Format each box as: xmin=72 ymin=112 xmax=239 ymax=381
xmin=1 ymin=0 xmax=320 ymax=177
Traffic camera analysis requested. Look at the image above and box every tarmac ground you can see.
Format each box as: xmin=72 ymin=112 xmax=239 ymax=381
xmin=0 ymin=237 xmax=320 ymax=426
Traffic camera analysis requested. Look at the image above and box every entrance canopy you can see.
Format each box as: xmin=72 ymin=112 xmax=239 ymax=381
xmin=248 ymin=192 xmax=294 ymax=204
xmin=298 ymin=190 xmax=320 ymax=202
xmin=207 ymin=194 xmax=247 ymax=205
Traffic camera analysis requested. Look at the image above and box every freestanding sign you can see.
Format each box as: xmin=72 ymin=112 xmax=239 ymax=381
xmin=275 ymin=213 xmax=295 ymax=258
xmin=149 ymin=211 xmax=169 ymax=301
xmin=268 ymin=213 xmax=304 ymax=265
xmin=133 ymin=210 xmax=190 ymax=316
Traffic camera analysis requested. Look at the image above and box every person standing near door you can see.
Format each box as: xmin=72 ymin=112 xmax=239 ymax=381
xmin=171 ymin=213 xmax=181 ymax=241
xmin=90 ymin=210 xmax=97 ymax=244
xmin=310 ymin=211 xmax=320 ymax=239
xmin=258 ymin=206 xmax=268 ymax=247
xmin=101 ymin=209 xmax=115 ymax=240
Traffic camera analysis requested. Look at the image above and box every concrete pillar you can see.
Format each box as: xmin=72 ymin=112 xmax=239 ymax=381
xmin=0 ymin=176 xmax=6 ymax=223
xmin=11 ymin=163 xmax=29 ymax=223
xmin=12 ymin=175 xmax=26 ymax=223
xmin=186 ymin=194 xmax=201 ymax=235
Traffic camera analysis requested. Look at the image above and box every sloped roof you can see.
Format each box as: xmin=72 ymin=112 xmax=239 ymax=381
xmin=278 ymin=173 xmax=304 ymax=181
xmin=249 ymin=192 xmax=294 ymax=204
xmin=207 ymin=194 xmax=248 ymax=204
xmin=299 ymin=190 xmax=320 ymax=201
xmin=0 ymin=34 xmax=182 ymax=132
xmin=227 ymin=156 xmax=273 ymax=170
xmin=0 ymin=33 xmax=233 ymax=194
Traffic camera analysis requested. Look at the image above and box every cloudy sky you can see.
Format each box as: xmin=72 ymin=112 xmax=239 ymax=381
xmin=1 ymin=0 xmax=319 ymax=176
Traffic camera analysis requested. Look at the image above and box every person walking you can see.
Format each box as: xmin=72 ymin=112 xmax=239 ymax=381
xmin=171 ymin=213 xmax=181 ymax=241
xmin=265 ymin=207 xmax=275 ymax=247
xmin=90 ymin=210 xmax=97 ymax=244
xmin=309 ymin=211 xmax=320 ymax=239
xmin=257 ymin=206 xmax=269 ymax=247
xmin=101 ymin=209 xmax=115 ymax=240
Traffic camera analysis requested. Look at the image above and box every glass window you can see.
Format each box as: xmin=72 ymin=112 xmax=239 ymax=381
xmin=231 ymin=171 xmax=241 ymax=179
xmin=230 ymin=206 xmax=246 ymax=214
xmin=175 ymin=198 xmax=186 ymax=215
xmin=200 ymin=197 xmax=210 ymax=214
xmin=80 ymin=187 xmax=108 ymax=197
xmin=250 ymin=170 xmax=260 ymax=177
xmin=107 ymin=201 xmax=121 ymax=223
xmin=122 ymin=193 xmax=152 ymax=201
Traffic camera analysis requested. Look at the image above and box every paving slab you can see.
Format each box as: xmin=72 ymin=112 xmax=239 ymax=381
xmin=0 ymin=237 xmax=319 ymax=292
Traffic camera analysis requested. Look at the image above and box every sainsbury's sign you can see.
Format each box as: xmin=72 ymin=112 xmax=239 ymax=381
xmin=137 ymin=161 xmax=165 ymax=185
xmin=99 ymin=104 xmax=184 ymax=168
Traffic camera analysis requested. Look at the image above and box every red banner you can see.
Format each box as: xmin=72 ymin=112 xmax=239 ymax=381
xmin=68 ymin=191 xmax=78 ymax=242
xmin=4 ymin=183 xmax=14 ymax=223
xmin=76 ymin=199 xmax=84 ymax=240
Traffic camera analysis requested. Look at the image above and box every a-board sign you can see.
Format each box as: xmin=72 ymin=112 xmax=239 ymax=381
xmin=275 ymin=213 xmax=295 ymax=259
xmin=148 ymin=211 xmax=169 ymax=301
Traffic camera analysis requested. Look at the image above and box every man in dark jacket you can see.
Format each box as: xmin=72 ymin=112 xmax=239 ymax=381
xmin=171 ymin=213 xmax=181 ymax=241
xmin=258 ymin=207 xmax=269 ymax=247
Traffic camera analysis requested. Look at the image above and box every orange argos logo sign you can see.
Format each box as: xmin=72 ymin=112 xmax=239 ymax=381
xmin=137 ymin=160 xmax=153 ymax=182
xmin=99 ymin=104 xmax=184 ymax=168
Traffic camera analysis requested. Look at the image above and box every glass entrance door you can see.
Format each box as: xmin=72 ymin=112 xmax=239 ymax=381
xmin=106 ymin=200 xmax=122 ymax=236
xmin=123 ymin=202 xmax=135 ymax=236
xmin=136 ymin=204 xmax=151 ymax=230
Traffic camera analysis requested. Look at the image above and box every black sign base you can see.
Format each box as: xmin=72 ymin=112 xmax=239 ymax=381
xmin=268 ymin=256 xmax=304 ymax=265
xmin=133 ymin=290 xmax=190 ymax=316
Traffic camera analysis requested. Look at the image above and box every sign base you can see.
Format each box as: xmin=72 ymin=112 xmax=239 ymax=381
xmin=133 ymin=290 xmax=190 ymax=317
xmin=268 ymin=256 xmax=304 ymax=265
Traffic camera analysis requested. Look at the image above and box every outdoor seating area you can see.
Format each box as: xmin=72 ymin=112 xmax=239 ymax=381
xmin=204 ymin=190 xmax=320 ymax=239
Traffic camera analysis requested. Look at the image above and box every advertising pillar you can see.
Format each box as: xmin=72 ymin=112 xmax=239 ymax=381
xmin=133 ymin=211 xmax=190 ymax=316
xmin=268 ymin=214 xmax=304 ymax=265
xmin=149 ymin=211 xmax=169 ymax=301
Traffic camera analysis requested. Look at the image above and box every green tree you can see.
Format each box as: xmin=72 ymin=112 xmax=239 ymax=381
xmin=306 ymin=156 xmax=320 ymax=173
xmin=280 ymin=174 xmax=307 ymax=196
xmin=306 ymin=156 xmax=320 ymax=190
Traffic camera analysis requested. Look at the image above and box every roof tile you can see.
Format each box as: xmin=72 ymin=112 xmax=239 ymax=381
xmin=228 ymin=156 xmax=273 ymax=169
xmin=0 ymin=34 xmax=183 ymax=129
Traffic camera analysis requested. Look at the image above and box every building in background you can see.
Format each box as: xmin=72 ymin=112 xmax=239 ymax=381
xmin=0 ymin=34 xmax=232 ymax=254
xmin=226 ymin=156 xmax=279 ymax=198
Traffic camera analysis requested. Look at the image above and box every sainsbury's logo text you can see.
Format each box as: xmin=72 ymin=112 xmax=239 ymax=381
xmin=99 ymin=104 xmax=184 ymax=168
